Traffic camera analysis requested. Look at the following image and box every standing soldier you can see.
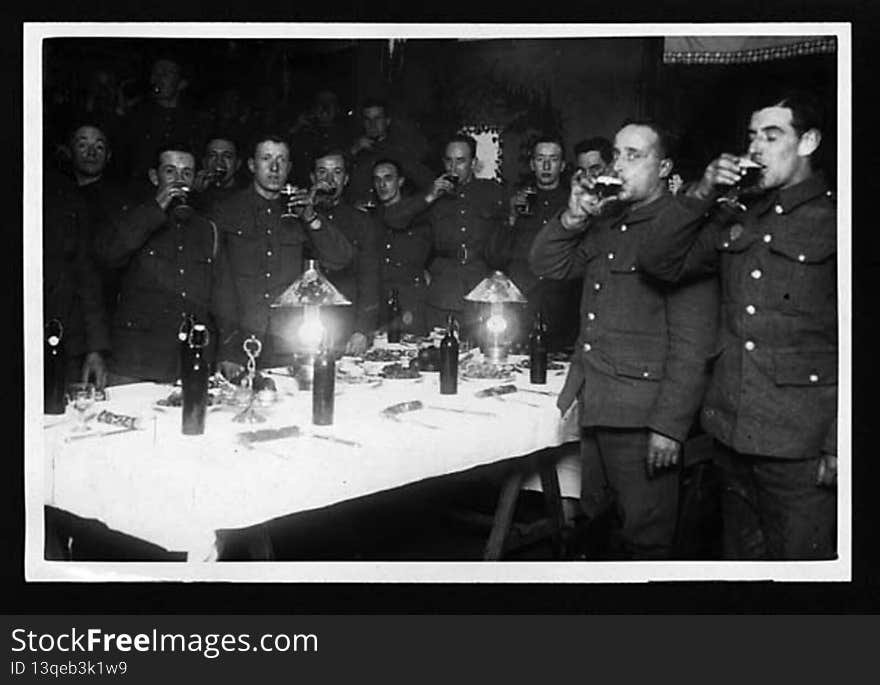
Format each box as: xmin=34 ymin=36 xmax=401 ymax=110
xmin=371 ymin=158 xmax=432 ymax=337
xmin=530 ymin=119 xmax=719 ymax=560
xmin=211 ymin=134 xmax=353 ymax=375
xmin=638 ymin=91 xmax=837 ymax=560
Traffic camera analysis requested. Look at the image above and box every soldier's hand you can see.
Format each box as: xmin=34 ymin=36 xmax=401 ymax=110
xmin=191 ymin=169 xmax=213 ymax=193
xmin=816 ymin=453 xmax=838 ymax=488
xmin=345 ymin=332 xmax=369 ymax=356
xmin=81 ymin=352 xmax=107 ymax=391
xmin=693 ymin=153 xmax=743 ymax=200
xmin=218 ymin=360 xmax=246 ymax=383
xmin=351 ymin=136 xmax=375 ymax=155
xmin=425 ymin=175 xmax=455 ymax=204
xmin=507 ymin=189 xmax=529 ymax=225
xmin=561 ymin=170 xmax=610 ymax=227
xmin=155 ymin=182 xmax=189 ymax=211
xmin=647 ymin=431 xmax=681 ymax=478
xmin=291 ymin=186 xmax=318 ymax=220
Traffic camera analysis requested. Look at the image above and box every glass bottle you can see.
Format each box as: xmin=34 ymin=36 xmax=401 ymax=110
xmin=387 ymin=288 xmax=402 ymax=343
xmin=312 ymin=336 xmax=335 ymax=425
xmin=529 ymin=312 xmax=548 ymax=385
xmin=44 ymin=319 xmax=66 ymax=414
xmin=181 ymin=323 xmax=209 ymax=435
xmin=439 ymin=314 xmax=459 ymax=395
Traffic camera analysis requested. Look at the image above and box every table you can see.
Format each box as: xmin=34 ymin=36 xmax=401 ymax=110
xmin=43 ymin=359 xmax=579 ymax=560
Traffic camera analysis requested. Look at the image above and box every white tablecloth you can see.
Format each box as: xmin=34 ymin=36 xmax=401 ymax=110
xmin=44 ymin=363 xmax=579 ymax=557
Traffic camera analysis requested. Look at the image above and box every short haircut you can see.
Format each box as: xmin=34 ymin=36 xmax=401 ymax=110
xmin=446 ymin=133 xmax=477 ymax=159
xmin=372 ymin=157 xmax=404 ymax=177
xmin=203 ymin=133 xmax=239 ymax=156
xmin=152 ymin=140 xmax=196 ymax=168
xmin=248 ymin=132 xmax=290 ymax=159
xmin=67 ymin=119 xmax=111 ymax=147
xmin=619 ymin=119 xmax=679 ymax=160
xmin=361 ymin=97 xmax=390 ymax=116
xmin=531 ymin=135 xmax=566 ymax=156
xmin=312 ymin=146 xmax=351 ymax=171
xmin=764 ymin=89 xmax=826 ymax=136
xmin=574 ymin=137 xmax=613 ymax=164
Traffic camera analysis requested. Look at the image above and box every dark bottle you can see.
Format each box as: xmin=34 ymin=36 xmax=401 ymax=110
xmin=439 ymin=314 xmax=459 ymax=395
xmin=312 ymin=339 xmax=336 ymax=426
xmin=387 ymin=288 xmax=402 ymax=343
xmin=44 ymin=318 xmax=66 ymax=414
xmin=181 ymin=323 xmax=210 ymax=435
xmin=177 ymin=313 xmax=194 ymax=379
xmin=529 ymin=312 xmax=548 ymax=385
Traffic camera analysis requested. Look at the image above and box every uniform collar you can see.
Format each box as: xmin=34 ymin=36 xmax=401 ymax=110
xmin=767 ymin=171 xmax=831 ymax=215
xmin=621 ymin=189 xmax=673 ymax=224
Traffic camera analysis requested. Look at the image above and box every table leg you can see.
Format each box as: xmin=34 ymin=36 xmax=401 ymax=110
xmin=539 ymin=463 xmax=567 ymax=559
xmin=483 ymin=471 xmax=524 ymax=561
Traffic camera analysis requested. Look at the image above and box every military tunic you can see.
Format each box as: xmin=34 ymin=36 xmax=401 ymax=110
xmin=637 ymin=173 xmax=837 ymax=460
xmin=377 ymin=195 xmax=433 ymax=335
xmin=211 ymin=187 xmax=354 ymax=367
xmin=486 ymin=184 xmax=580 ymax=350
xmin=94 ymin=198 xmax=217 ymax=382
xmin=422 ymin=178 xmax=507 ymax=331
xmin=320 ymin=201 xmax=382 ymax=346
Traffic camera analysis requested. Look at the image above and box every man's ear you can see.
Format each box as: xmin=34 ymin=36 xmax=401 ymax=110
xmin=559 ymin=160 xmax=567 ymax=175
xmin=148 ymin=168 xmax=159 ymax=187
xmin=247 ymin=158 xmax=256 ymax=175
xmin=309 ymin=172 xmax=316 ymax=186
xmin=399 ymin=177 xmax=406 ymax=189
xmin=798 ymin=128 xmax=821 ymax=157
xmin=658 ymin=158 xmax=673 ymax=180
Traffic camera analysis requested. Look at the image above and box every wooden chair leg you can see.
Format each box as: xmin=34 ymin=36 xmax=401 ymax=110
xmin=483 ymin=472 xmax=524 ymax=561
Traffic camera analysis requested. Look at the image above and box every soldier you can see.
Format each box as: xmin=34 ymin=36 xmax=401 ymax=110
xmin=486 ymin=135 xmax=580 ymax=351
xmin=191 ymin=133 xmax=244 ymax=217
xmin=211 ymin=134 xmax=354 ymax=375
xmin=574 ymin=136 xmax=613 ymax=180
xmin=421 ymin=134 xmax=507 ymax=337
xmin=371 ymin=158 xmax=432 ymax=336
xmin=307 ymin=148 xmax=382 ymax=355
xmin=529 ymin=119 xmax=719 ymax=559
xmin=93 ymin=141 xmax=216 ymax=384
xmin=637 ymin=91 xmax=837 ymax=560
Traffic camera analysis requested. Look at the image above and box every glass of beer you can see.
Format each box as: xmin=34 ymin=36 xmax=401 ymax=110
xmin=280 ymin=183 xmax=299 ymax=218
xmin=168 ymin=183 xmax=193 ymax=221
xmin=516 ymin=185 xmax=538 ymax=216
xmin=593 ymin=175 xmax=623 ymax=199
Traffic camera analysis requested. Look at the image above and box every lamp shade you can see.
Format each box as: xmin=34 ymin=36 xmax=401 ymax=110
xmin=464 ymin=270 xmax=527 ymax=304
xmin=271 ymin=260 xmax=351 ymax=308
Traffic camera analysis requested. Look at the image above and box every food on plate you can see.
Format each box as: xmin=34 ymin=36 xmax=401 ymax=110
xmin=363 ymin=347 xmax=412 ymax=362
xmin=379 ymin=360 xmax=421 ymax=379
xmin=460 ymin=359 xmax=516 ymax=380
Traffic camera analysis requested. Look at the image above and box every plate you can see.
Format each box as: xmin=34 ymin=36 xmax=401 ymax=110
xmin=459 ymin=360 xmax=516 ymax=382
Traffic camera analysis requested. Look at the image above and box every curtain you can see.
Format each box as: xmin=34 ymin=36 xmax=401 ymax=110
xmin=663 ymin=36 xmax=836 ymax=65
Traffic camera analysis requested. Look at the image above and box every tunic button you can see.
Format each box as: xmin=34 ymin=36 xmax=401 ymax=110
xmin=181 ymin=291 xmax=187 ymax=298
xmin=460 ymin=227 xmax=467 ymax=232
xmin=593 ymin=282 xmax=601 ymax=291
xmin=265 ymin=272 xmax=271 ymax=278
xmin=745 ymin=304 xmax=756 ymax=315
xmin=583 ymin=343 xmax=592 ymax=352
xmin=267 ymin=208 xmax=272 ymax=214
xmin=587 ymin=312 xmax=596 ymax=321
xmin=722 ymin=242 xmax=730 ymax=248
xmin=542 ymin=219 xmax=547 ymax=225
xmin=744 ymin=340 xmax=756 ymax=351
xmin=177 ymin=245 xmax=183 ymax=252
xmin=178 ymin=268 xmax=184 ymax=275
xmin=264 ymin=293 xmax=270 ymax=299
xmin=148 ymin=249 xmax=155 ymax=256
xmin=608 ymin=252 xmax=614 ymax=260
xmin=642 ymin=371 xmax=650 ymax=378
xmin=620 ymin=225 xmax=627 ymax=232
xmin=809 ymin=374 xmax=819 ymax=383
xmin=798 ymin=254 xmax=806 ymax=262
xmin=750 ymin=269 xmax=762 ymax=279
xmin=774 ymin=204 xmax=784 ymax=214
xmin=763 ymin=234 xmax=773 ymax=243
xmin=460 ymin=209 xmax=465 ymax=215
xmin=267 ymin=250 xmax=272 ymax=256
xmin=386 ymin=243 xmax=392 ymax=249
xmin=266 ymin=229 xmax=271 ymax=235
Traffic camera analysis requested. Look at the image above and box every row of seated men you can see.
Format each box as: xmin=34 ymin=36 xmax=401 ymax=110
xmin=44 ymin=87 xmax=837 ymax=564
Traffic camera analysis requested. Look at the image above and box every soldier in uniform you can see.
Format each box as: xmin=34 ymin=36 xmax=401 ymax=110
xmin=638 ymin=91 xmax=837 ymax=560
xmin=574 ymin=136 xmax=614 ymax=180
xmin=529 ymin=120 xmax=719 ymax=560
xmin=191 ymin=133 xmax=244 ymax=218
xmin=307 ymin=148 xmax=382 ymax=355
xmin=419 ymin=134 xmax=507 ymax=337
xmin=371 ymin=158 xmax=432 ymax=336
xmin=486 ymin=135 xmax=580 ymax=351
xmin=211 ymin=134 xmax=354 ymax=374
xmin=93 ymin=141 xmax=217 ymax=384
xmin=43 ymin=168 xmax=109 ymax=388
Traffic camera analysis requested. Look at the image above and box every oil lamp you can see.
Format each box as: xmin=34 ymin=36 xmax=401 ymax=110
xmin=271 ymin=259 xmax=351 ymax=388
xmin=464 ymin=270 xmax=526 ymax=364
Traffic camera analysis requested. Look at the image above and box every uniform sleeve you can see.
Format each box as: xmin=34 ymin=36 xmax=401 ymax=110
xmin=528 ymin=212 xmax=593 ymax=280
xmin=637 ymin=195 xmax=725 ymax=283
xmin=309 ymin=215 xmax=355 ymax=271
xmin=383 ymin=195 xmax=431 ymax=231
xmin=822 ymin=417 xmax=837 ymax=456
xmin=93 ymin=200 xmax=166 ymax=269
xmin=647 ymin=273 xmax=720 ymax=442
xmin=354 ymin=214 xmax=382 ymax=335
